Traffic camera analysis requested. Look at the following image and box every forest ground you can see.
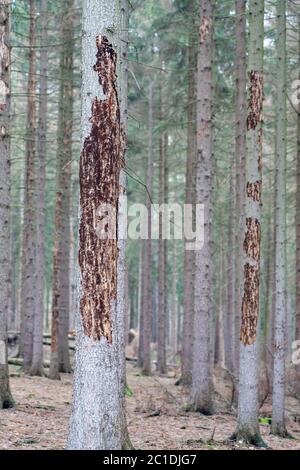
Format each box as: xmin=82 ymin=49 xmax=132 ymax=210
xmin=0 ymin=362 xmax=300 ymax=450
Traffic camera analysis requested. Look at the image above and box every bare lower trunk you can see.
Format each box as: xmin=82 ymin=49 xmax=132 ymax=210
xmin=157 ymin=114 xmax=167 ymax=375
xmin=0 ymin=0 xmax=13 ymax=409
xmin=49 ymin=0 xmax=74 ymax=378
xmin=68 ymin=0 xmax=125 ymax=449
xmin=20 ymin=0 xmax=36 ymax=372
xmin=181 ymin=6 xmax=196 ymax=385
xmin=234 ymin=0 xmax=265 ymax=446
xmin=215 ymin=226 xmax=224 ymax=366
xmin=141 ymin=83 xmax=154 ymax=375
xmin=295 ymin=11 xmax=300 ymax=389
xmin=191 ymin=0 xmax=214 ymax=415
xmin=30 ymin=0 xmax=48 ymax=377
xmin=233 ymin=0 xmax=246 ymax=394
xmin=272 ymin=0 xmax=287 ymax=437
xmin=171 ymin=240 xmax=178 ymax=357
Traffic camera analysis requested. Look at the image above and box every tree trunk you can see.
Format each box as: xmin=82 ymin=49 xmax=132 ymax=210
xmin=29 ymin=0 xmax=48 ymax=377
xmin=118 ymin=0 xmax=132 ymax=449
xmin=171 ymin=240 xmax=178 ymax=358
xmin=157 ymin=103 xmax=167 ymax=375
xmin=215 ymin=225 xmax=224 ymax=366
xmin=225 ymin=158 xmax=235 ymax=373
xmin=49 ymin=0 xmax=74 ymax=379
xmin=0 ymin=0 xmax=13 ymax=409
xmin=181 ymin=4 xmax=196 ymax=385
xmin=68 ymin=0 xmax=126 ymax=449
xmin=295 ymin=8 xmax=300 ymax=392
xmin=234 ymin=0 xmax=265 ymax=446
xmin=20 ymin=0 xmax=36 ymax=372
xmin=233 ymin=0 xmax=246 ymax=398
xmin=141 ymin=83 xmax=154 ymax=375
xmin=191 ymin=0 xmax=214 ymax=415
xmin=272 ymin=0 xmax=287 ymax=437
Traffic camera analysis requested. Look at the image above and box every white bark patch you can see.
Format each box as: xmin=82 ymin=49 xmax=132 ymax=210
xmin=0 ymin=80 xmax=9 ymax=108
xmin=0 ymin=340 xmax=5 ymax=365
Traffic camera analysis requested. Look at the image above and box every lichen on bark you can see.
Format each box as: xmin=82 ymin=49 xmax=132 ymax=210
xmin=78 ymin=35 xmax=124 ymax=343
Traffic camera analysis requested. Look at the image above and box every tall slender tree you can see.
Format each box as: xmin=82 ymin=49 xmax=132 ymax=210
xmin=233 ymin=0 xmax=265 ymax=446
xmin=191 ymin=0 xmax=214 ymax=414
xmin=233 ymin=0 xmax=246 ymax=393
xmin=157 ymin=94 xmax=167 ymax=375
xmin=272 ymin=0 xmax=288 ymax=437
xmin=181 ymin=1 xmax=196 ymax=386
xmin=0 ymin=0 xmax=13 ymax=409
xmin=49 ymin=0 xmax=74 ymax=379
xmin=295 ymin=9 xmax=300 ymax=395
xmin=140 ymin=82 xmax=154 ymax=375
xmin=20 ymin=0 xmax=37 ymax=372
xmin=30 ymin=0 xmax=48 ymax=377
xmin=68 ymin=0 xmax=127 ymax=449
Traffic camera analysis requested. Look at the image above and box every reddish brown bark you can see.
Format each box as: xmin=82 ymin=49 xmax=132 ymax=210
xmin=78 ymin=36 xmax=124 ymax=342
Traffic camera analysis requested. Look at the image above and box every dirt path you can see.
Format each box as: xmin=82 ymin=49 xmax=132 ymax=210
xmin=0 ymin=363 xmax=300 ymax=450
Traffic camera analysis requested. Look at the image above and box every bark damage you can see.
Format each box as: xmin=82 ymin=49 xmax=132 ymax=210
xmin=199 ymin=16 xmax=212 ymax=44
xmin=240 ymin=70 xmax=263 ymax=346
xmin=78 ymin=36 xmax=124 ymax=343
xmin=247 ymin=71 xmax=263 ymax=131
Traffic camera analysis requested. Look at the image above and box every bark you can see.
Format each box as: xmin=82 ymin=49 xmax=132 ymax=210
xmin=233 ymin=0 xmax=246 ymax=398
xmin=137 ymin=241 xmax=145 ymax=367
xmin=119 ymin=0 xmax=132 ymax=449
xmin=225 ymin=158 xmax=235 ymax=373
xmin=141 ymin=83 xmax=154 ymax=375
xmin=29 ymin=0 xmax=48 ymax=377
xmin=157 ymin=99 xmax=167 ymax=375
xmin=0 ymin=0 xmax=13 ymax=409
xmin=295 ymin=10 xmax=300 ymax=389
xmin=191 ymin=0 xmax=214 ymax=415
xmin=68 ymin=0 xmax=125 ymax=449
xmin=234 ymin=0 xmax=265 ymax=446
xmin=215 ymin=225 xmax=224 ymax=366
xmin=272 ymin=0 xmax=288 ymax=437
xmin=20 ymin=0 xmax=36 ymax=371
xmin=181 ymin=5 xmax=196 ymax=385
xmin=49 ymin=0 xmax=74 ymax=379
xmin=170 ymin=240 xmax=178 ymax=357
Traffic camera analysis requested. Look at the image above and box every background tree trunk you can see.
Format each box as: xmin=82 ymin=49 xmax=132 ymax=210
xmin=181 ymin=2 xmax=196 ymax=386
xmin=20 ymin=0 xmax=36 ymax=372
xmin=191 ymin=0 xmax=214 ymax=415
xmin=49 ymin=0 xmax=75 ymax=379
xmin=0 ymin=0 xmax=13 ymax=409
xmin=233 ymin=0 xmax=247 ymax=400
xmin=30 ymin=0 xmax=48 ymax=377
xmin=272 ymin=0 xmax=287 ymax=437
xmin=141 ymin=82 xmax=154 ymax=375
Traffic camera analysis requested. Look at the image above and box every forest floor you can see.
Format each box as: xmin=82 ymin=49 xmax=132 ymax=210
xmin=0 ymin=362 xmax=300 ymax=450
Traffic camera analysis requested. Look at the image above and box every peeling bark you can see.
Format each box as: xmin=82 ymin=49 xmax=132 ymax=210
xmin=78 ymin=35 xmax=124 ymax=343
xmin=235 ymin=0 xmax=265 ymax=447
xmin=247 ymin=71 xmax=263 ymax=131
xmin=240 ymin=263 xmax=259 ymax=345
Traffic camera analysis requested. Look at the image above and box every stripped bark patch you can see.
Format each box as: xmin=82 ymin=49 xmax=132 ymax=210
xmin=78 ymin=36 xmax=125 ymax=343
xmin=240 ymin=263 xmax=259 ymax=345
xmin=247 ymin=71 xmax=263 ymax=130
xmin=244 ymin=217 xmax=260 ymax=262
xmin=246 ymin=181 xmax=262 ymax=202
xmin=199 ymin=16 xmax=212 ymax=44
